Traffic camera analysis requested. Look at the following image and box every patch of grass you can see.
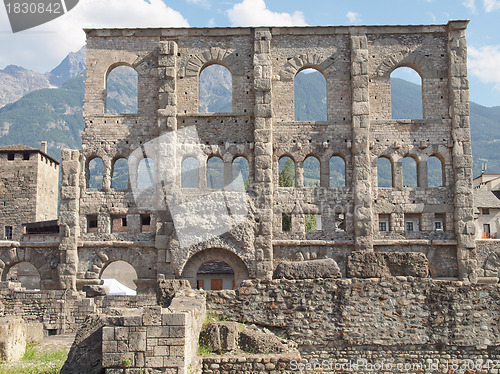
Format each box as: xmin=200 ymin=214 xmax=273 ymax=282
xmin=0 ymin=342 xmax=67 ymax=374
xmin=198 ymin=340 xmax=214 ymax=357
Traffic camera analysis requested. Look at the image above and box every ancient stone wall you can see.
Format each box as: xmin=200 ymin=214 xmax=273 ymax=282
xmin=59 ymin=21 xmax=477 ymax=292
xmin=206 ymin=278 xmax=500 ymax=367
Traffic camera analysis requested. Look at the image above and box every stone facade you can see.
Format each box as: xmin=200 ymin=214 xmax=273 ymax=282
xmin=44 ymin=21 xmax=479 ymax=292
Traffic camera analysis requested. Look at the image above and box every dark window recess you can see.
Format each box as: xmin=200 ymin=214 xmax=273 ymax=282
xmin=4 ymin=226 xmax=12 ymax=240
xmin=87 ymin=215 xmax=98 ymax=233
xmin=7 ymin=153 xmax=14 ymax=160
xmin=23 ymin=153 xmax=30 ymax=160
xmin=141 ymin=215 xmax=151 ymax=226
xmin=121 ymin=217 xmax=127 ymax=227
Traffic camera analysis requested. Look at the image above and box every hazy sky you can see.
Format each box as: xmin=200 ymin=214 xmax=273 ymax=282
xmin=0 ymin=0 xmax=499 ymax=107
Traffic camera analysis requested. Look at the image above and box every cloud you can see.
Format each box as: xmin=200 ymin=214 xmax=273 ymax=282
xmin=208 ymin=18 xmax=216 ymax=26
xmin=468 ymin=45 xmax=500 ymax=91
xmin=346 ymin=11 xmax=361 ymax=24
xmin=483 ymin=0 xmax=500 ymax=11
xmin=0 ymin=0 xmax=189 ymax=73
xmin=186 ymin=0 xmax=210 ymax=8
xmin=462 ymin=0 xmax=477 ymax=12
xmin=227 ymin=0 xmax=307 ymax=27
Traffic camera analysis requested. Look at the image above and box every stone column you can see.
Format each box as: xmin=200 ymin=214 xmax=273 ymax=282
xmin=350 ymin=32 xmax=374 ymax=251
xmin=156 ymin=41 xmax=178 ymax=278
xmin=447 ymin=20 xmax=477 ymax=282
xmin=58 ymin=149 xmax=81 ymax=290
xmin=253 ymin=28 xmax=274 ymax=280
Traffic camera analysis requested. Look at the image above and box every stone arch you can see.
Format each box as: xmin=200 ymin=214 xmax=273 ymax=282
xmin=377 ymin=155 xmax=394 ymax=188
xmin=427 ymin=154 xmax=445 ymax=187
xmin=402 ymin=154 xmax=420 ymax=188
xmin=0 ymin=247 xmax=59 ymax=289
xmin=100 ymin=260 xmax=138 ymax=292
xmin=374 ymin=48 xmax=426 ymax=79
xmin=182 ymin=47 xmax=243 ymax=78
xmin=303 ymin=154 xmax=320 ymax=187
xmin=181 ymin=248 xmax=249 ymax=288
xmin=181 ymin=156 xmax=199 ymax=188
xmin=105 ymin=64 xmax=138 ymax=114
xmin=279 ymin=52 xmax=336 ymax=82
xmin=111 ymin=157 xmax=129 ymax=190
xmin=86 ymin=156 xmax=104 ymax=190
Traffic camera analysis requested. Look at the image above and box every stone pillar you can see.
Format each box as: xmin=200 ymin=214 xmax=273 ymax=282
xmin=418 ymin=158 xmax=428 ymax=188
xmin=447 ymin=20 xmax=477 ymax=282
xmin=58 ymin=149 xmax=81 ymax=290
xmin=320 ymin=156 xmax=329 ymax=188
xmin=253 ymin=28 xmax=274 ymax=280
xmin=350 ymin=32 xmax=373 ymax=251
xmin=156 ymin=41 xmax=178 ymax=278
xmin=102 ymin=156 xmax=111 ymax=192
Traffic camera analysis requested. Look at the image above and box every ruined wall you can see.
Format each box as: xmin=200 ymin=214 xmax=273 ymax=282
xmin=71 ymin=22 xmax=477 ymax=291
xmin=206 ymin=278 xmax=500 ymax=366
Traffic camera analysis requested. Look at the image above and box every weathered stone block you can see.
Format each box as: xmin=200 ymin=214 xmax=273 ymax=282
xmin=347 ymin=252 xmax=429 ymax=278
xmin=273 ymin=258 xmax=341 ymax=280
xmin=0 ymin=317 xmax=25 ymax=362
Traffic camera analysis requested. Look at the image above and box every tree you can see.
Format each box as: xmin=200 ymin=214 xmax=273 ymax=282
xmin=278 ymin=159 xmax=295 ymax=187
xmin=305 ymin=214 xmax=317 ymax=232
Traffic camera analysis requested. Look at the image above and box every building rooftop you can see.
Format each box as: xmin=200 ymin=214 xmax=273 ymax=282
xmin=0 ymin=144 xmax=59 ymax=165
xmin=474 ymin=188 xmax=500 ymax=209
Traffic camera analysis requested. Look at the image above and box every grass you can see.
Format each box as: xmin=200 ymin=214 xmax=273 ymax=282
xmin=0 ymin=342 xmax=68 ymax=374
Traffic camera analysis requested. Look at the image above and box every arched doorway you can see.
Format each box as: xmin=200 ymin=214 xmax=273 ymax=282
xmin=196 ymin=260 xmax=235 ymax=290
xmin=181 ymin=248 xmax=249 ymax=289
xmin=4 ymin=262 xmax=41 ymax=290
xmin=100 ymin=260 xmax=137 ymax=295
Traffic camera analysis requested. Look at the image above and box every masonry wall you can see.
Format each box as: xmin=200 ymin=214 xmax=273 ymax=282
xmin=206 ymin=278 xmax=500 ymax=369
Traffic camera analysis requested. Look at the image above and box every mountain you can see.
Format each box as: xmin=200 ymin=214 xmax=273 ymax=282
xmin=0 ymin=65 xmax=51 ymax=108
xmin=46 ymin=46 xmax=86 ymax=87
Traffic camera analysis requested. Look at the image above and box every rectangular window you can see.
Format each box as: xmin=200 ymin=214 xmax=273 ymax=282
xmin=211 ymin=279 xmax=223 ymax=291
xmin=483 ymin=224 xmax=491 ymax=239
xmin=435 ymin=221 xmax=442 ymax=231
xmin=405 ymin=221 xmax=414 ymax=232
xmin=305 ymin=214 xmax=321 ymax=232
xmin=111 ymin=215 xmax=127 ymax=233
xmin=404 ymin=214 xmax=420 ymax=233
xmin=87 ymin=215 xmax=98 ymax=233
xmin=7 ymin=153 xmax=14 ymax=161
xmin=196 ymin=280 xmax=204 ymax=290
xmin=282 ymin=214 xmax=292 ymax=232
xmin=482 ymin=208 xmax=490 ymax=215
xmin=378 ymin=214 xmax=390 ymax=232
xmin=434 ymin=213 xmax=444 ymax=231
xmin=335 ymin=213 xmax=346 ymax=231
xmin=23 ymin=153 xmax=30 ymax=160
xmin=141 ymin=214 xmax=151 ymax=233
xmin=4 ymin=226 xmax=12 ymax=240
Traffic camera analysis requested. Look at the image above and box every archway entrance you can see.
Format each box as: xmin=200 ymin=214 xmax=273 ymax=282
xmin=100 ymin=261 xmax=137 ymax=295
xmin=182 ymin=248 xmax=249 ymax=289
xmin=196 ymin=260 xmax=235 ymax=290
xmin=4 ymin=262 xmax=40 ymax=290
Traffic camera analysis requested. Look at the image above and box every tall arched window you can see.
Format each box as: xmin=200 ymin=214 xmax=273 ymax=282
xmin=390 ymin=66 xmax=423 ymax=120
xmin=303 ymin=156 xmax=320 ymax=187
xmin=232 ymin=156 xmax=250 ymax=190
xmin=207 ymin=156 xmax=224 ymax=189
xmin=278 ymin=156 xmax=295 ymax=187
xmin=87 ymin=157 xmax=104 ymax=190
xmin=5 ymin=262 xmax=40 ymax=290
xmin=106 ymin=65 xmax=138 ymax=114
xmin=111 ymin=158 xmax=129 ymax=190
xmin=428 ymin=156 xmax=444 ymax=187
xmin=294 ymin=68 xmax=327 ymax=121
xmin=329 ymin=156 xmax=346 ymax=187
xmin=137 ymin=158 xmax=155 ymax=191
xmin=377 ymin=157 xmax=393 ymax=187
xmin=182 ymin=157 xmax=199 ymax=188
xmin=403 ymin=156 xmax=418 ymax=187
xmin=199 ymin=64 xmax=232 ymax=113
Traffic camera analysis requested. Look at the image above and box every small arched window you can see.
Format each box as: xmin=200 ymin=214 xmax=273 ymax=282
xmin=278 ymin=156 xmax=295 ymax=187
xmin=207 ymin=156 xmax=224 ymax=189
xmin=403 ymin=156 xmax=418 ymax=187
xmin=232 ymin=156 xmax=250 ymax=190
xmin=87 ymin=157 xmax=104 ymax=190
xmin=182 ymin=157 xmax=199 ymax=188
xmin=137 ymin=158 xmax=155 ymax=192
xmin=428 ymin=156 xmax=444 ymax=187
xmin=390 ymin=66 xmax=423 ymax=120
xmin=329 ymin=156 xmax=346 ymax=187
xmin=377 ymin=157 xmax=393 ymax=188
xmin=294 ymin=68 xmax=327 ymax=121
xmin=106 ymin=65 xmax=138 ymax=114
xmin=111 ymin=158 xmax=129 ymax=190
xmin=303 ymin=156 xmax=320 ymax=187
xmin=199 ymin=64 xmax=232 ymax=113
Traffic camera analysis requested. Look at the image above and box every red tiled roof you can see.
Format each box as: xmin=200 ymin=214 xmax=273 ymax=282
xmin=0 ymin=144 xmax=39 ymax=152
